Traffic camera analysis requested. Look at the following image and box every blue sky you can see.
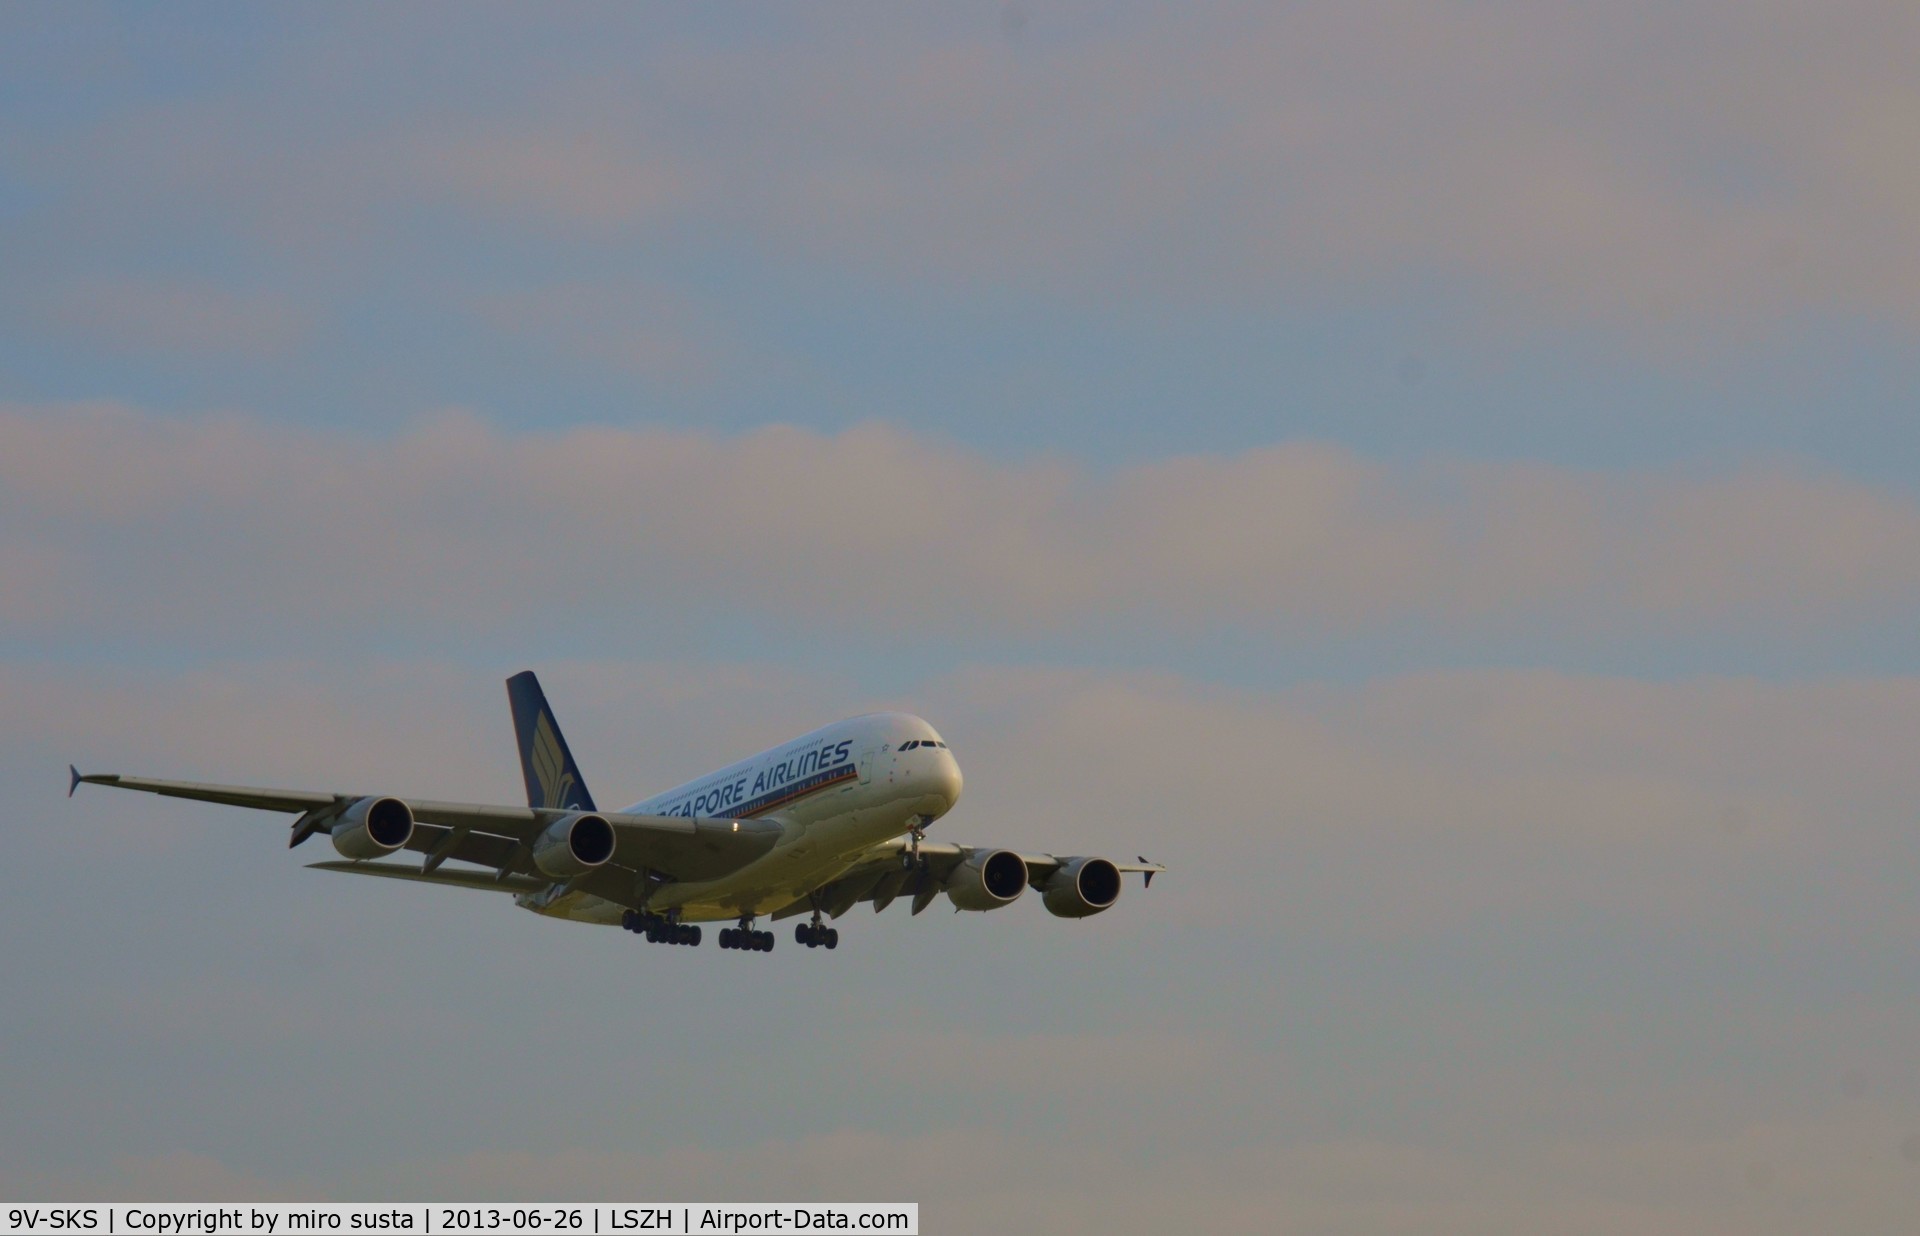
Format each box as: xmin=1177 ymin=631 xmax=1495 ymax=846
xmin=5 ymin=4 xmax=1920 ymax=1231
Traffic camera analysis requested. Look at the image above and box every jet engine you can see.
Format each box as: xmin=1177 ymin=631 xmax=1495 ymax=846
xmin=1041 ymin=857 xmax=1121 ymax=918
xmin=532 ymin=812 xmax=617 ymax=879
xmin=330 ymin=795 xmax=415 ymax=860
xmin=946 ymin=848 xmax=1028 ymax=911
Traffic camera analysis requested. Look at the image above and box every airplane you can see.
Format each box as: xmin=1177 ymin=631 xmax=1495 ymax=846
xmin=70 ymin=671 xmax=1163 ymax=952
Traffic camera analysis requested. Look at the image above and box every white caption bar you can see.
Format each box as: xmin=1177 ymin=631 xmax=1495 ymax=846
xmin=0 ymin=1207 xmax=916 ymax=1236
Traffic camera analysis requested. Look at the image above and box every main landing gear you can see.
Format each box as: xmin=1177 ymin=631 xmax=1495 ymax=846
xmin=796 ymin=923 xmax=838 ymax=949
xmin=796 ymin=908 xmax=839 ymax=949
xmin=622 ymin=909 xmax=700 ymax=946
xmin=719 ymin=917 xmax=775 ymax=952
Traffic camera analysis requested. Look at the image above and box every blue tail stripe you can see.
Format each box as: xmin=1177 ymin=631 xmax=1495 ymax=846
xmin=505 ymin=671 xmax=597 ymax=813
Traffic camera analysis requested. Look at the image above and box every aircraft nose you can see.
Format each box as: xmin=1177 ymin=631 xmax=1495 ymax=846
xmin=935 ymin=752 xmax=963 ymax=811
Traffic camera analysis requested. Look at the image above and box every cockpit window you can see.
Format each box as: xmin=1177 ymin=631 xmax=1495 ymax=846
xmin=902 ymin=740 xmax=919 ymax=750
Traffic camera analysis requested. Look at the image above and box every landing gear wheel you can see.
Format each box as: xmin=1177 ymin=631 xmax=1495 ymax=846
xmin=726 ymin=919 xmax=772 ymax=952
xmin=622 ymin=910 xmax=638 ymax=931
xmin=642 ymin=915 xmax=692 ymax=944
xmin=795 ymin=923 xmax=837 ymax=949
xmin=801 ymin=905 xmax=835 ymax=950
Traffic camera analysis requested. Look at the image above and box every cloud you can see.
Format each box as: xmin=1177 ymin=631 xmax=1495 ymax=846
xmin=2 ymin=402 xmax=1916 ymax=650
xmin=13 ymin=1116 xmax=1920 ymax=1235
xmin=423 ymin=128 xmax=692 ymax=230
xmin=350 ymin=1115 xmax=1920 ymax=1234
xmin=13 ymin=5 xmax=1920 ymax=336
xmin=932 ymin=664 xmax=1920 ymax=941
xmin=465 ymin=282 xmax=717 ymax=382
xmin=23 ymin=652 xmax=1920 ymax=941
xmin=24 ymin=657 xmax=843 ymax=821
xmin=642 ymin=2 xmax=1920 ymax=331
xmin=13 ymin=654 xmax=1920 ymax=1231
xmin=0 ymin=1152 xmax=309 ymax=1202
xmin=42 ymin=278 xmax=311 ymax=357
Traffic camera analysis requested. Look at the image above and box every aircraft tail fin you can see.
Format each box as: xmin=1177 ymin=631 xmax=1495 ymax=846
xmin=505 ymin=671 xmax=598 ymax=812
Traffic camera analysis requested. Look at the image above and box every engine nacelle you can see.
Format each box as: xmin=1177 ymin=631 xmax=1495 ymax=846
xmin=1042 ymin=857 xmax=1121 ymax=918
xmin=946 ymin=848 xmax=1028 ymax=911
xmin=330 ymin=795 xmax=414 ymax=860
xmin=532 ymin=812 xmax=616 ymax=879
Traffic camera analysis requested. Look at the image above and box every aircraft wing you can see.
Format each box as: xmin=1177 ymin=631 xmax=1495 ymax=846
xmin=772 ymin=837 xmax=1165 ymax=920
xmin=70 ymin=773 xmax=337 ymax=814
xmin=70 ymin=770 xmax=782 ymax=892
xmin=856 ymin=838 xmax=1165 ymax=879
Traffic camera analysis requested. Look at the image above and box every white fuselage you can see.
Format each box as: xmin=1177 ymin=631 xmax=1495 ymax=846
xmin=532 ymin=712 xmax=962 ymax=925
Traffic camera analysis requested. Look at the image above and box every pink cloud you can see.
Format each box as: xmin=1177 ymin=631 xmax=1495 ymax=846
xmin=13 ymin=1115 xmax=1920 ymax=1234
xmin=44 ymin=278 xmax=311 ymax=357
xmin=1 ymin=402 xmax=1915 ymax=647
xmin=27 ymin=5 xmax=1920 ymax=335
xmin=21 ymin=652 xmax=1920 ymax=938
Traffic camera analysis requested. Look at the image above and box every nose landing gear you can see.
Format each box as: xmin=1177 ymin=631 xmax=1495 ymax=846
xmin=901 ymin=817 xmax=929 ymax=870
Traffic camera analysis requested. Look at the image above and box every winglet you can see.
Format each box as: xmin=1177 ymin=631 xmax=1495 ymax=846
xmin=1138 ymin=855 xmax=1155 ymax=888
xmin=69 ymin=765 xmax=81 ymax=798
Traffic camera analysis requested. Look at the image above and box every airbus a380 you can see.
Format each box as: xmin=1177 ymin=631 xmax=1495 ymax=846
xmin=71 ymin=672 xmax=1162 ymax=953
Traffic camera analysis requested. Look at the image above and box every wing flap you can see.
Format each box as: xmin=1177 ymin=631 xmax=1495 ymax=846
xmin=402 ymin=822 xmax=522 ymax=872
xmin=307 ymin=860 xmax=545 ymax=894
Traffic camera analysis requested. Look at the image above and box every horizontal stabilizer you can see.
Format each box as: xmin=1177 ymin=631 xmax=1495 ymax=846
xmin=307 ymin=860 xmax=545 ymax=894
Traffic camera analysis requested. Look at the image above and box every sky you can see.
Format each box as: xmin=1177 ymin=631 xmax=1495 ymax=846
xmin=4 ymin=3 xmax=1920 ymax=1230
